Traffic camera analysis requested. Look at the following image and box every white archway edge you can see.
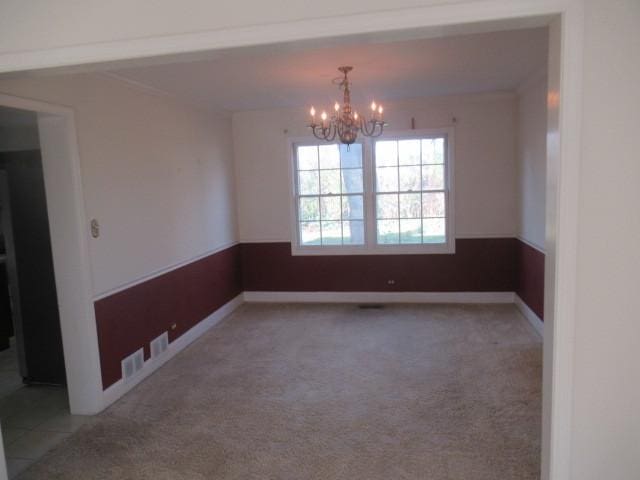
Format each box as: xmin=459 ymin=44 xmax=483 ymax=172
xmin=0 ymin=93 xmax=104 ymax=415
xmin=3 ymin=2 xmax=560 ymax=75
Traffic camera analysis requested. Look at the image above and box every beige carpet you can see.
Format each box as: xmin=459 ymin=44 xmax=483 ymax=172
xmin=19 ymin=303 xmax=542 ymax=479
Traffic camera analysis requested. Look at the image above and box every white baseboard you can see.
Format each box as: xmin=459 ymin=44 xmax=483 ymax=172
xmin=514 ymin=294 xmax=544 ymax=337
xmin=243 ymin=291 xmax=515 ymax=304
xmin=101 ymin=293 xmax=244 ymax=409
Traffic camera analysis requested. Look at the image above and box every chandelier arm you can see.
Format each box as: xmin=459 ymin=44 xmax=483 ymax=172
xmin=323 ymin=123 xmax=336 ymax=142
xmin=361 ymin=118 xmax=375 ymax=137
xmin=310 ymin=125 xmax=325 ymax=141
xmin=336 ymin=120 xmax=345 ymax=143
xmin=322 ymin=125 xmax=331 ymax=141
xmin=330 ymin=124 xmax=339 ymax=142
xmin=371 ymin=122 xmax=384 ymax=137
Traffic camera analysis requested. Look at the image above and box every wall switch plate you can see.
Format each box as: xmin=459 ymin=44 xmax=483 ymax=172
xmin=90 ymin=219 xmax=100 ymax=238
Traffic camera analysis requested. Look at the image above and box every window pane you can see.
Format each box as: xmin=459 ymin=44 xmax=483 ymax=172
xmin=297 ymin=145 xmax=318 ymax=170
xmin=321 ymin=221 xmax=342 ymax=245
xmin=422 ymin=164 xmax=444 ymax=190
xmin=376 ymin=166 xmax=398 ymax=192
xmin=434 ymin=137 xmax=445 ymax=164
xmin=298 ymin=170 xmax=319 ymax=195
xmin=299 ymin=197 xmax=319 ymax=221
xmin=377 ymin=194 xmax=398 ymax=219
xmin=421 ymin=139 xmax=435 ymax=164
xmin=375 ymin=141 xmax=398 ymax=167
xmin=377 ymin=219 xmax=399 ymax=244
xmin=400 ymin=219 xmax=422 ymax=244
xmin=340 ymin=144 xmax=362 ymax=168
xmin=342 ymin=195 xmax=364 ymax=220
xmin=423 ymin=218 xmax=446 ymax=243
xmin=320 ymin=196 xmax=341 ymax=220
xmin=300 ymin=221 xmax=321 ymax=245
xmin=320 ymin=169 xmax=341 ymax=194
xmin=341 ymin=168 xmax=363 ymax=193
xmin=399 ymin=193 xmax=421 ymax=218
xmin=399 ymin=139 xmax=421 ymax=165
xmin=343 ymin=220 xmax=364 ymax=245
xmin=422 ymin=192 xmax=445 ymax=218
xmin=319 ymin=144 xmax=340 ymax=169
xmin=422 ymin=138 xmax=445 ymax=164
xmin=398 ymin=165 xmax=421 ymax=191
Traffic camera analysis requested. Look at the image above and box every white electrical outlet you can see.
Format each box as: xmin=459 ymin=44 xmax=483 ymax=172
xmin=150 ymin=332 xmax=169 ymax=359
xmin=121 ymin=348 xmax=144 ymax=382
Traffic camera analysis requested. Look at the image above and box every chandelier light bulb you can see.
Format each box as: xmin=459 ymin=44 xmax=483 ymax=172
xmin=378 ymin=105 xmax=383 ymax=115
xmin=371 ymin=101 xmax=377 ymax=111
xmin=334 ymin=102 xmax=340 ymax=112
xmin=310 ymin=106 xmax=316 ymax=117
xmin=321 ymin=111 xmax=327 ymax=121
xmin=354 ymin=112 xmax=359 ymax=120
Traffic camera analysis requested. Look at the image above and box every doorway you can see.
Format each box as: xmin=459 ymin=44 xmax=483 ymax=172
xmin=0 ymin=108 xmax=66 ymax=386
xmin=0 ymin=106 xmax=76 ymax=478
xmin=0 ymin=95 xmax=103 ymax=477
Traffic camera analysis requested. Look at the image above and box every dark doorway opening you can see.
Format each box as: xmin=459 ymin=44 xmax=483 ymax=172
xmin=0 ymin=107 xmax=66 ymax=387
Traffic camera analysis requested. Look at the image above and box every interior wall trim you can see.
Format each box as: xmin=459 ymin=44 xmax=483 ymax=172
xmin=515 ymin=293 xmax=544 ymax=338
xmin=243 ymin=291 xmax=515 ymax=304
xmin=239 ymin=237 xmax=291 ymax=244
xmin=517 ymin=235 xmax=546 ymax=254
xmin=455 ymin=233 xmax=518 ymax=239
xmin=101 ymin=293 xmax=243 ymax=409
xmin=93 ymin=241 xmax=239 ymax=301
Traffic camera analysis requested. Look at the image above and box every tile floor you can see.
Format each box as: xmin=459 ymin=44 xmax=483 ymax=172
xmin=0 ymin=339 xmax=22 ymax=400
xmin=0 ymin=342 xmax=92 ymax=479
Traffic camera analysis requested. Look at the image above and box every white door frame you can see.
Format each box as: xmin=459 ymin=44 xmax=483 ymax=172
xmin=0 ymin=94 xmax=103 ymax=415
xmin=0 ymin=1 xmax=584 ymax=478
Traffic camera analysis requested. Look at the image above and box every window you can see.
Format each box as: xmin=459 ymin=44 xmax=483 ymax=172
xmin=374 ymin=137 xmax=447 ymax=245
xmin=291 ymin=129 xmax=454 ymax=255
xmin=294 ymin=143 xmax=365 ymax=246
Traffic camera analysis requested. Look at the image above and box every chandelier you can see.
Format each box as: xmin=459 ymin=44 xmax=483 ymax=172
xmin=308 ymin=66 xmax=387 ymax=146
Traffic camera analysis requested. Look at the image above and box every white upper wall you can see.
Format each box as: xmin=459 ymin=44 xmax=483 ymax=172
xmin=233 ymin=92 xmax=517 ymax=242
xmin=0 ymin=74 xmax=238 ymax=296
xmin=516 ymin=70 xmax=547 ymax=250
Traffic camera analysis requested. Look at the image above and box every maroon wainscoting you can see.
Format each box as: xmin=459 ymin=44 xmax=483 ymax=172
xmin=94 ymin=245 xmax=242 ymax=389
xmin=515 ymin=240 xmax=545 ymax=320
xmin=95 ymin=238 xmax=544 ymax=390
xmin=241 ymin=239 xmax=517 ymax=293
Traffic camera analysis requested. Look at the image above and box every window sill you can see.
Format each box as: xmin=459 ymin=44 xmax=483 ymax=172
xmin=290 ymin=242 xmax=455 ymax=256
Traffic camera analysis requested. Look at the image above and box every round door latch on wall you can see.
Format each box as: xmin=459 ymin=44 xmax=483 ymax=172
xmin=90 ymin=219 xmax=100 ymax=238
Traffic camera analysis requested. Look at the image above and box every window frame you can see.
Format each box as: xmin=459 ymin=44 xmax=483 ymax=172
xmin=288 ymin=127 xmax=455 ymax=256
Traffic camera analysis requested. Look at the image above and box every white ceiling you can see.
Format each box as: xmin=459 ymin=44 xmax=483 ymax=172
xmin=110 ymin=27 xmax=548 ymax=113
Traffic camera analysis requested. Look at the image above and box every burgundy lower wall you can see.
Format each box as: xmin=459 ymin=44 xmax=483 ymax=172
xmin=95 ymin=238 xmax=544 ymax=391
xmin=94 ymin=244 xmax=242 ymax=389
xmin=241 ymin=239 xmax=517 ymax=292
xmin=515 ymin=240 xmax=545 ymax=320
